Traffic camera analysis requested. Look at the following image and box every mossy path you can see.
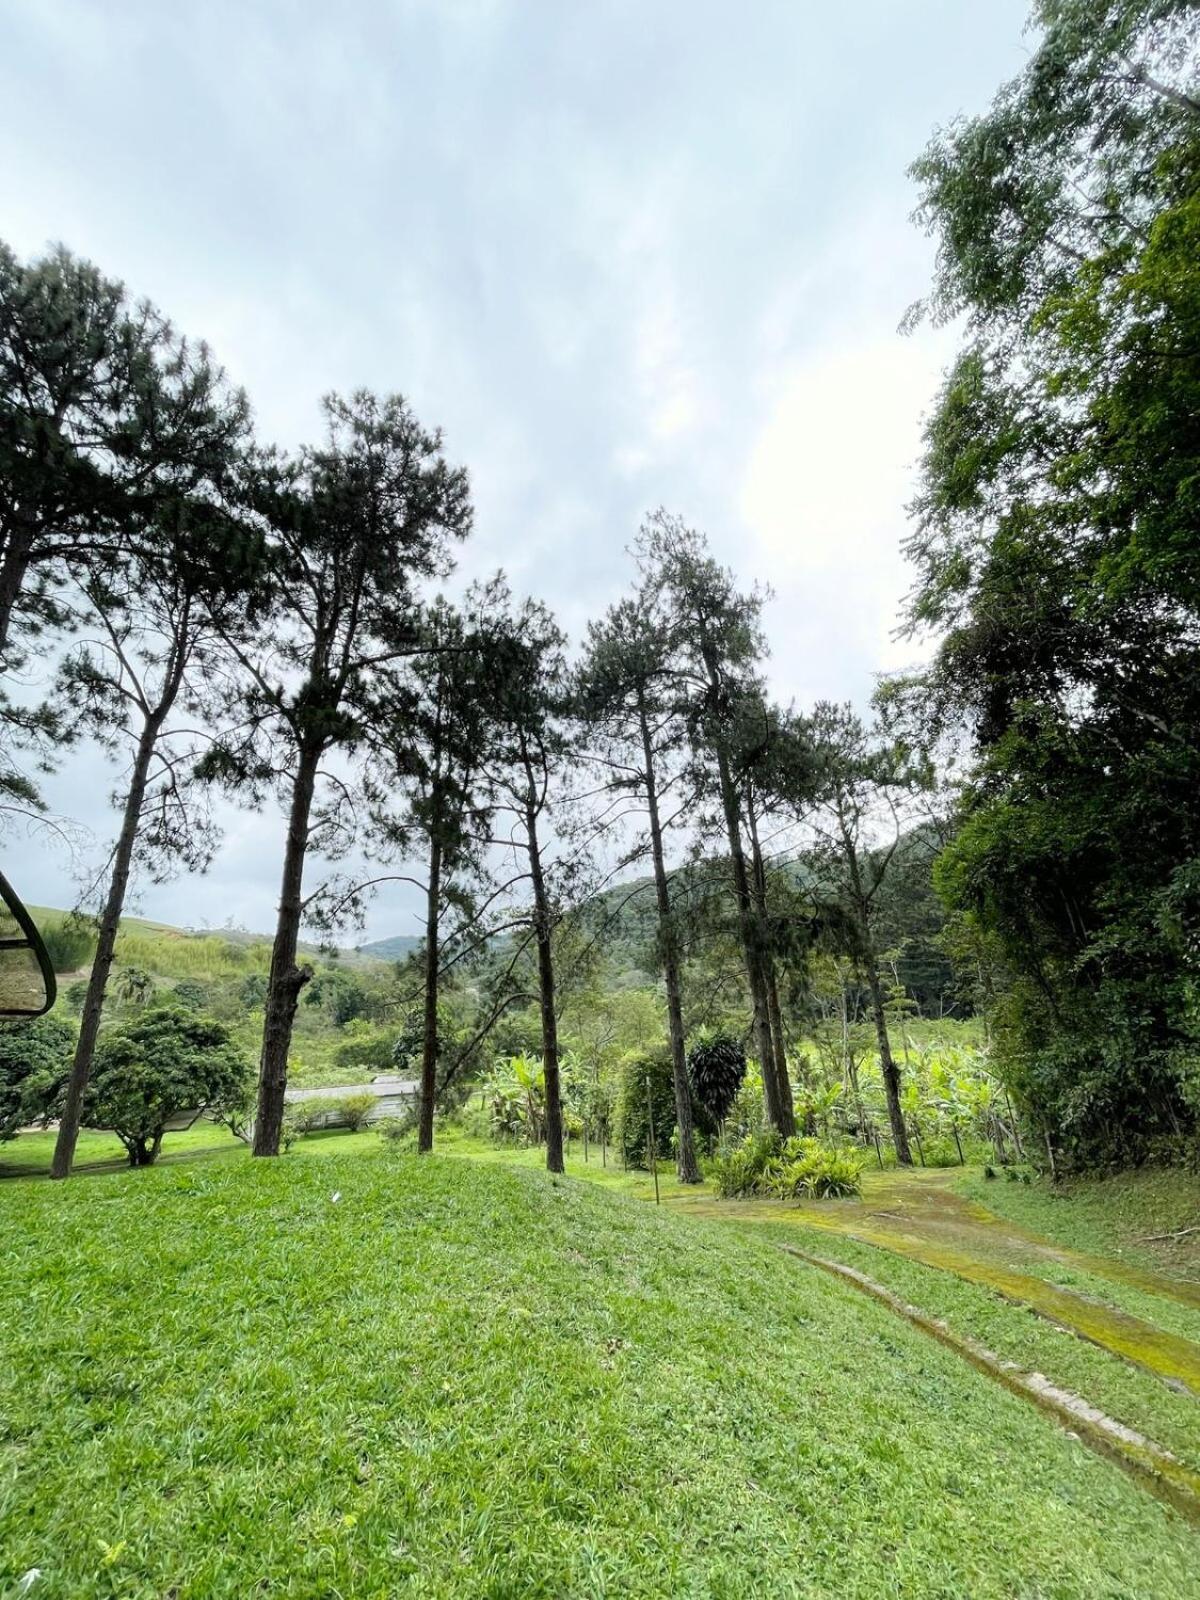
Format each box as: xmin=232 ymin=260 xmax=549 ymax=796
xmin=662 ymin=1168 xmax=1200 ymax=1386
xmin=641 ymin=1165 xmax=1200 ymax=1520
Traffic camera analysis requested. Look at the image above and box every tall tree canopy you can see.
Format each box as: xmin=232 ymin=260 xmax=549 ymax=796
xmin=207 ymin=390 xmax=472 ymax=1156
xmin=636 ymin=512 xmax=797 ymax=1137
xmin=577 ymin=589 xmax=701 ymax=1183
xmin=0 ymin=240 xmax=248 ymax=818
xmin=904 ymin=0 xmax=1200 ymax=1160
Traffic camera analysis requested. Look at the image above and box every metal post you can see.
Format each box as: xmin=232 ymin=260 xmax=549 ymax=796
xmin=646 ymin=1073 xmax=660 ymax=1205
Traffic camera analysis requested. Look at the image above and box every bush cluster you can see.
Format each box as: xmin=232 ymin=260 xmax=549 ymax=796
xmin=616 ymin=1048 xmax=676 ymax=1169
xmin=713 ymin=1132 xmax=863 ymax=1201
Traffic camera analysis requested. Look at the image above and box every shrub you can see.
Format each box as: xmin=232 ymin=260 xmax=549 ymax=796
xmin=713 ymin=1132 xmax=863 ymax=1201
xmin=337 ymin=1092 xmax=376 ymax=1132
xmin=764 ymin=1141 xmax=863 ymax=1200
xmin=287 ymin=1100 xmax=329 ymax=1136
xmin=485 ymin=1053 xmax=545 ymax=1144
xmin=171 ymin=979 xmax=213 ymax=1011
xmin=616 ymin=1048 xmax=676 ymax=1169
xmin=687 ymin=1032 xmax=747 ymax=1128
xmin=712 ymin=1131 xmax=782 ymax=1198
xmin=376 ymin=1113 xmax=416 ymax=1148
xmin=0 ymin=1013 xmax=76 ymax=1139
xmin=38 ymin=916 xmax=97 ymax=974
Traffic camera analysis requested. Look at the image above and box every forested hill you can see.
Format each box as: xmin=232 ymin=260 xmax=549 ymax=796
xmin=564 ymin=823 xmax=960 ymax=1015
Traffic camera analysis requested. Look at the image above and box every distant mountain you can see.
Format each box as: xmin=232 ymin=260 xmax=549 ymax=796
xmin=355 ymin=933 xmax=423 ymax=962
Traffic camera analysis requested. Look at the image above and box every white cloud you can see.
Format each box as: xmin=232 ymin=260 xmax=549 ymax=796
xmin=741 ymin=330 xmax=954 ymax=707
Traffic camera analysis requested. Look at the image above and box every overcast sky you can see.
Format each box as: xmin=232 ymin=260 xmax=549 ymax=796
xmin=0 ymin=0 xmax=1029 ymax=944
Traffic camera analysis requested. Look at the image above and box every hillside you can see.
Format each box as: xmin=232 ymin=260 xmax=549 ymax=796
xmin=26 ymin=907 xmax=399 ymax=1089
xmin=28 ymin=906 xmax=388 ymax=978
xmin=354 ymin=932 xmax=423 ymax=962
xmin=0 ymin=1147 xmax=1194 ymax=1597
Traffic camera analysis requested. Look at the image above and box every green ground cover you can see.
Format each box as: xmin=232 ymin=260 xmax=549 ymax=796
xmin=754 ymin=1216 xmax=1200 ymax=1475
xmin=2 ymin=1144 xmax=1198 ymax=1598
xmin=957 ymin=1167 xmax=1200 ymax=1281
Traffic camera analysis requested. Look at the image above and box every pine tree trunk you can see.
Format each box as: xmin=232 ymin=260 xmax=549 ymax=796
xmin=866 ymin=963 xmax=912 ymax=1165
xmin=766 ymin=958 xmax=806 ymax=1133
xmin=0 ymin=519 xmax=36 ymax=658
xmin=51 ymin=712 xmax=164 ymax=1179
xmin=524 ymin=793 xmax=564 ymax=1175
xmin=637 ymin=695 xmax=699 ymax=1183
xmin=253 ymin=743 xmax=320 ymax=1157
xmin=712 ymin=746 xmax=793 ymax=1135
xmin=746 ymin=799 xmax=797 ymax=1133
xmin=417 ymin=834 xmax=442 ymax=1153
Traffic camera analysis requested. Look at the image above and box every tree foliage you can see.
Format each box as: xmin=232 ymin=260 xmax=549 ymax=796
xmin=66 ymin=1006 xmax=250 ymax=1166
xmin=904 ymin=0 xmax=1200 ymax=1162
xmin=0 ymin=1013 xmax=75 ymax=1140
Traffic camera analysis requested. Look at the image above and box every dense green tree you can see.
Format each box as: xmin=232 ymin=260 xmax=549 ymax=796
xmin=0 ymin=1013 xmax=74 ymax=1139
xmin=0 ymin=241 xmax=246 ymax=650
xmin=63 ymin=1006 xmax=250 ymax=1167
xmin=0 ymin=242 xmax=247 ymax=819
xmin=303 ymin=969 xmax=372 ymax=1027
xmin=204 ymin=391 xmax=471 ymax=1156
xmin=616 ymin=1047 xmax=677 ymax=1170
xmin=904 ymin=0 xmax=1200 ymax=1160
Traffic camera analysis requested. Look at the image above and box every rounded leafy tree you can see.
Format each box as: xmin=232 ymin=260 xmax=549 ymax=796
xmin=0 ymin=1014 xmax=75 ymax=1140
xmin=76 ymin=1006 xmax=251 ymax=1167
xmin=687 ymin=1032 xmax=747 ymax=1129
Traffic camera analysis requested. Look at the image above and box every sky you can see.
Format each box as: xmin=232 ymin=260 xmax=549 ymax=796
xmin=0 ymin=0 xmax=1030 ymax=944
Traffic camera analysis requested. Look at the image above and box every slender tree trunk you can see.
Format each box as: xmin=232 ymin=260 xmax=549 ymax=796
xmin=746 ymin=799 xmax=797 ymax=1133
xmin=417 ymin=834 xmax=442 ymax=1153
xmin=524 ymin=796 xmax=564 ymax=1174
xmin=0 ymin=520 xmax=36 ymax=658
xmin=865 ymin=962 xmax=912 ymax=1165
xmin=766 ymin=960 xmax=807 ymax=1134
xmin=711 ymin=746 xmax=793 ymax=1134
xmin=51 ymin=711 xmax=165 ymax=1179
xmin=841 ymin=819 xmax=911 ymax=1165
xmin=253 ymin=743 xmax=320 ymax=1157
xmin=637 ymin=696 xmax=699 ymax=1183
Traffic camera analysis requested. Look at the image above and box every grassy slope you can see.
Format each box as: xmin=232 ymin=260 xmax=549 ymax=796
xmin=957 ymin=1166 xmax=1200 ymax=1279
xmin=445 ymin=1137 xmax=1200 ymax=1477
xmin=1 ymin=1150 xmax=1198 ymax=1598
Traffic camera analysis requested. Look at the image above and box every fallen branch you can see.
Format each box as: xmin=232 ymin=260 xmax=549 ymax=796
xmin=1133 ymin=1225 xmax=1200 ymax=1245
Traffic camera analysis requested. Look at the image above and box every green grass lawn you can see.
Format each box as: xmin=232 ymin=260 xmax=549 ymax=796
xmin=2 ymin=1144 xmax=1198 ymax=1597
xmin=957 ymin=1165 xmax=1200 ymax=1279
xmin=0 ymin=1122 xmax=245 ymax=1178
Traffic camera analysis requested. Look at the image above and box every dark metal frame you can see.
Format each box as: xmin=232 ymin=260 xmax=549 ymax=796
xmin=0 ymin=868 xmax=57 ymax=1018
